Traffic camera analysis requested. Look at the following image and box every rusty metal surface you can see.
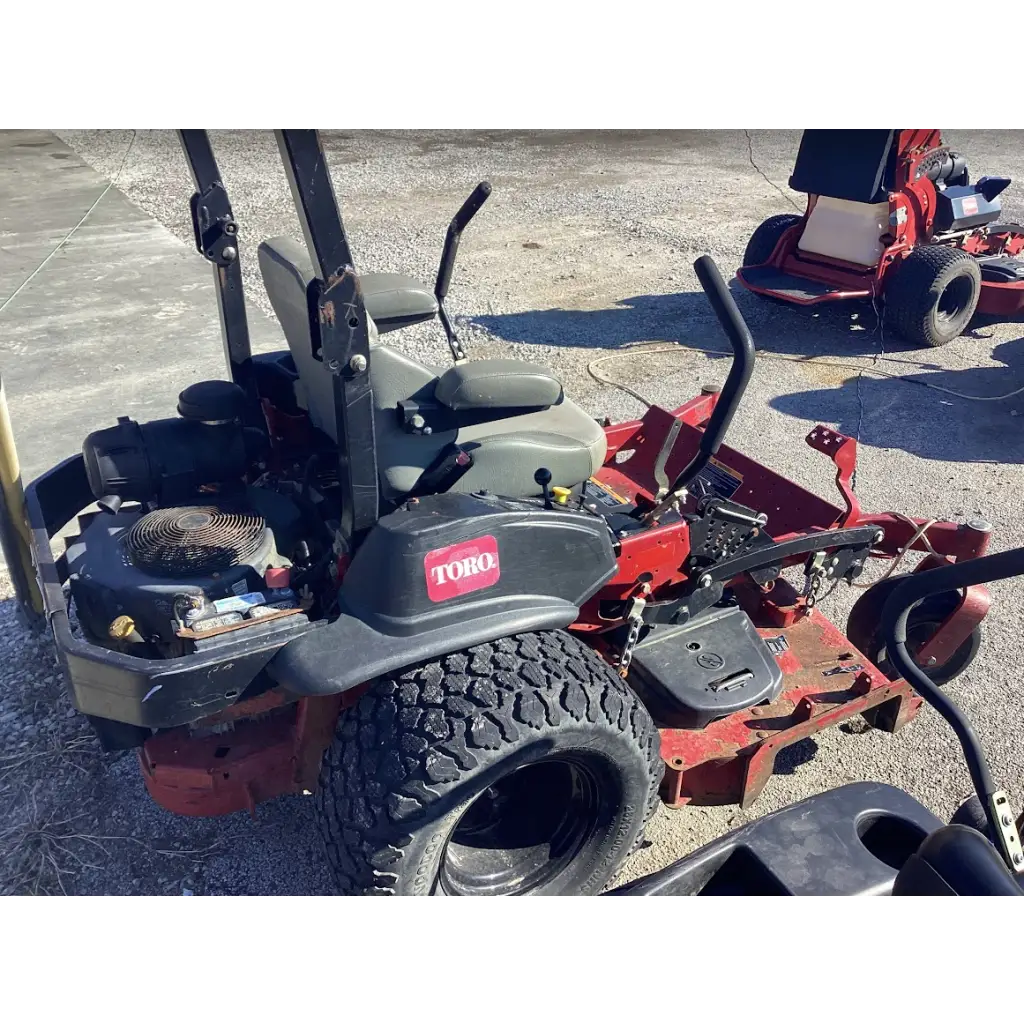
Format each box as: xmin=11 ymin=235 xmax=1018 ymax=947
xmin=657 ymin=609 xmax=922 ymax=809
xmin=140 ymin=694 xmax=345 ymax=817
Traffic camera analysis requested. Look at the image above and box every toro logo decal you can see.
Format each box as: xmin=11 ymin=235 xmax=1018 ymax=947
xmin=962 ymin=196 xmax=980 ymax=216
xmin=424 ymin=535 xmax=500 ymax=602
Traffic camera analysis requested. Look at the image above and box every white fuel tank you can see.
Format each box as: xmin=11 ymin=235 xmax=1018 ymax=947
xmin=798 ymin=196 xmax=890 ymax=267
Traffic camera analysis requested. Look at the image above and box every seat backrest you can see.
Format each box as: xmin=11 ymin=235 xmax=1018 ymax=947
xmin=789 ymin=130 xmax=896 ymax=204
xmin=257 ymin=237 xmax=438 ymax=439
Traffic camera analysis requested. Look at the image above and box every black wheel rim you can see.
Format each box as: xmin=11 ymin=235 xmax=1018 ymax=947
xmin=936 ymin=274 xmax=974 ymax=324
xmin=438 ymin=756 xmax=603 ymax=896
xmin=876 ymin=619 xmax=977 ymax=686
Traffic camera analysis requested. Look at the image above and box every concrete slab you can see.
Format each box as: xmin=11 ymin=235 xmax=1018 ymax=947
xmin=0 ymin=130 xmax=283 ymax=489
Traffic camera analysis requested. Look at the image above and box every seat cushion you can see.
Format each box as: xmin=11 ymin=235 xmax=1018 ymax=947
xmin=434 ymin=359 xmax=563 ymax=411
xmin=257 ymin=235 xmax=606 ymax=501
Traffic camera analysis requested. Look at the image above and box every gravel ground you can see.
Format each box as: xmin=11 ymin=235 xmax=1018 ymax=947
xmin=2 ymin=129 xmax=1022 ymax=895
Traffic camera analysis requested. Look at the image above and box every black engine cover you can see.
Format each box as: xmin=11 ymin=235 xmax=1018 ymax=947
xmin=66 ymin=508 xmax=271 ymax=644
xmin=64 ymin=486 xmax=301 ymax=646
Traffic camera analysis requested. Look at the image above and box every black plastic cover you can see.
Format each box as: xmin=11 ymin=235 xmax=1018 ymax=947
xmin=607 ymin=782 xmax=944 ymax=896
xmin=979 ymin=256 xmax=1024 ymax=284
xmin=268 ymin=491 xmax=617 ymax=694
xmin=629 ymin=603 xmax=783 ymax=728
xmin=934 ymin=184 xmax=1002 ymax=232
xmin=177 ymin=379 xmax=247 ymax=422
xmin=82 ymin=416 xmax=249 ymax=506
xmin=789 ymin=130 xmax=896 ymax=204
xmin=66 ymin=507 xmax=266 ymax=643
xmin=892 ymin=825 xmax=1023 ymax=896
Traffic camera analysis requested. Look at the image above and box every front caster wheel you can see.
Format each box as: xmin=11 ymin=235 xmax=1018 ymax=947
xmin=846 ymin=577 xmax=982 ymax=687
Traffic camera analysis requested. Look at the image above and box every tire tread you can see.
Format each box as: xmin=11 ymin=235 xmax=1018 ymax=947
xmin=314 ymin=631 xmax=662 ymax=895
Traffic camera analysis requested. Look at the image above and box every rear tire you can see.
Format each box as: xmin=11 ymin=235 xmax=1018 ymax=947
xmin=314 ymin=631 xmax=662 ymax=895
xmin=883 ymin=246 xmax=981 ymax=348
xmin=743 ymin=213 xmax=802 ymax=267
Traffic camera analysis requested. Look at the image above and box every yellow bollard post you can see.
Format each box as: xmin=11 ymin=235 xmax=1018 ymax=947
xmin=0 ymin=375 xmax=43 ymax=621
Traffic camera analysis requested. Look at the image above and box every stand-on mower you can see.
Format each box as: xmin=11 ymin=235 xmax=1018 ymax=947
xmin=611 ymin=550 xmax=1024 ymax=897
xmin=737 ymin=129 xmax=1024 ymax=348
xmin=13 ymin=130 xmax=996 ymax=895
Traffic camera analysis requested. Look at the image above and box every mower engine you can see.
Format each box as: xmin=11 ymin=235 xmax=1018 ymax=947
xmin=67 ymin=379 xmax=319 ymax=659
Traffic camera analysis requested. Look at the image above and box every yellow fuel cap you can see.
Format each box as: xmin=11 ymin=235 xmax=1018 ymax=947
xmin=551 ymin=486 xmax=571 ymax=505
xmin=108 ymin=615 xmax=136 ymax=640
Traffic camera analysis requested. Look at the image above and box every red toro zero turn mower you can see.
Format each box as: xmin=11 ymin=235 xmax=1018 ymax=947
xmin=737 ymin=129 xmax=1024 ymax=347
xmin=12 ymin=131 xmax=996 ymax=895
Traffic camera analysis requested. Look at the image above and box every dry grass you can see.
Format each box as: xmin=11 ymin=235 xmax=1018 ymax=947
xmin=0 ymin=789 xmax=110 ymax=895
xmin=0 ymin=780 xmax=224 ymax=896
xmin=0 ymin=731 xmax=100 ymax=784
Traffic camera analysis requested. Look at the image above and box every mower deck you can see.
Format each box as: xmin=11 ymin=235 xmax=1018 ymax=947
xmin=658 ymin=604 xmax=921 ymax=809
xmin=975 ymin=255 xmax=1024 ymax=315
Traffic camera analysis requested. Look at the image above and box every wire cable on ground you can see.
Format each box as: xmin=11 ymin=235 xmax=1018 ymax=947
xmin=0 ymin=131 xmax=137 ymax=319
xmin=586 ymin=343 xmax=1024 ymax=408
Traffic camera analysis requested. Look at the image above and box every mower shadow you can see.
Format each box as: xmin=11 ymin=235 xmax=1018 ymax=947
xmin=471 ymin=284 xmax=905 ymax=360
xmin=770 ymin=336 xmax=1024 ymax=465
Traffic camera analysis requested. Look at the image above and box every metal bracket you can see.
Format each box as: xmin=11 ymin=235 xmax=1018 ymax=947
xmin=805 ymin=424 xmax=861 ymax=527
xmin=989 ymin=790 xmax=1024 ymax=874
xmin=189 ymin=183 xmax=238 ymax=266
xmin=274 ymin=130 xmax=379 ymax=549
xmin=686 ymin=497 xmax=775 ymax=585
xmin=692 ymin=525 xmax=878 ymax=593
xmin=652 ymin=417 xmax=683 ymax=500
xmin=617 ymin=592 xmax=649 ymax=677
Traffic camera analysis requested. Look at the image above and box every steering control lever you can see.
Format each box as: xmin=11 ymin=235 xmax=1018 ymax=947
xmin=881 ymin=546 xmax=1024 ymax=874
xmin=639 ymin=256 xmax=756 ymax=522
xmin=435 ymin=181 xmax=492 ymax=362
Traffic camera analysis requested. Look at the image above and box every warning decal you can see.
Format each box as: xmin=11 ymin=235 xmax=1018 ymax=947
xmin=586 ymin=478 xmax=632 ymax=509
xmin=692 ymin=457 xmax=744 ymax=500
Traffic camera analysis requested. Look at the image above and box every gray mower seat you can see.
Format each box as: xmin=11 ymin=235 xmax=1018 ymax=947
xmin=257 ymin=237 xmax=606 ymax=500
